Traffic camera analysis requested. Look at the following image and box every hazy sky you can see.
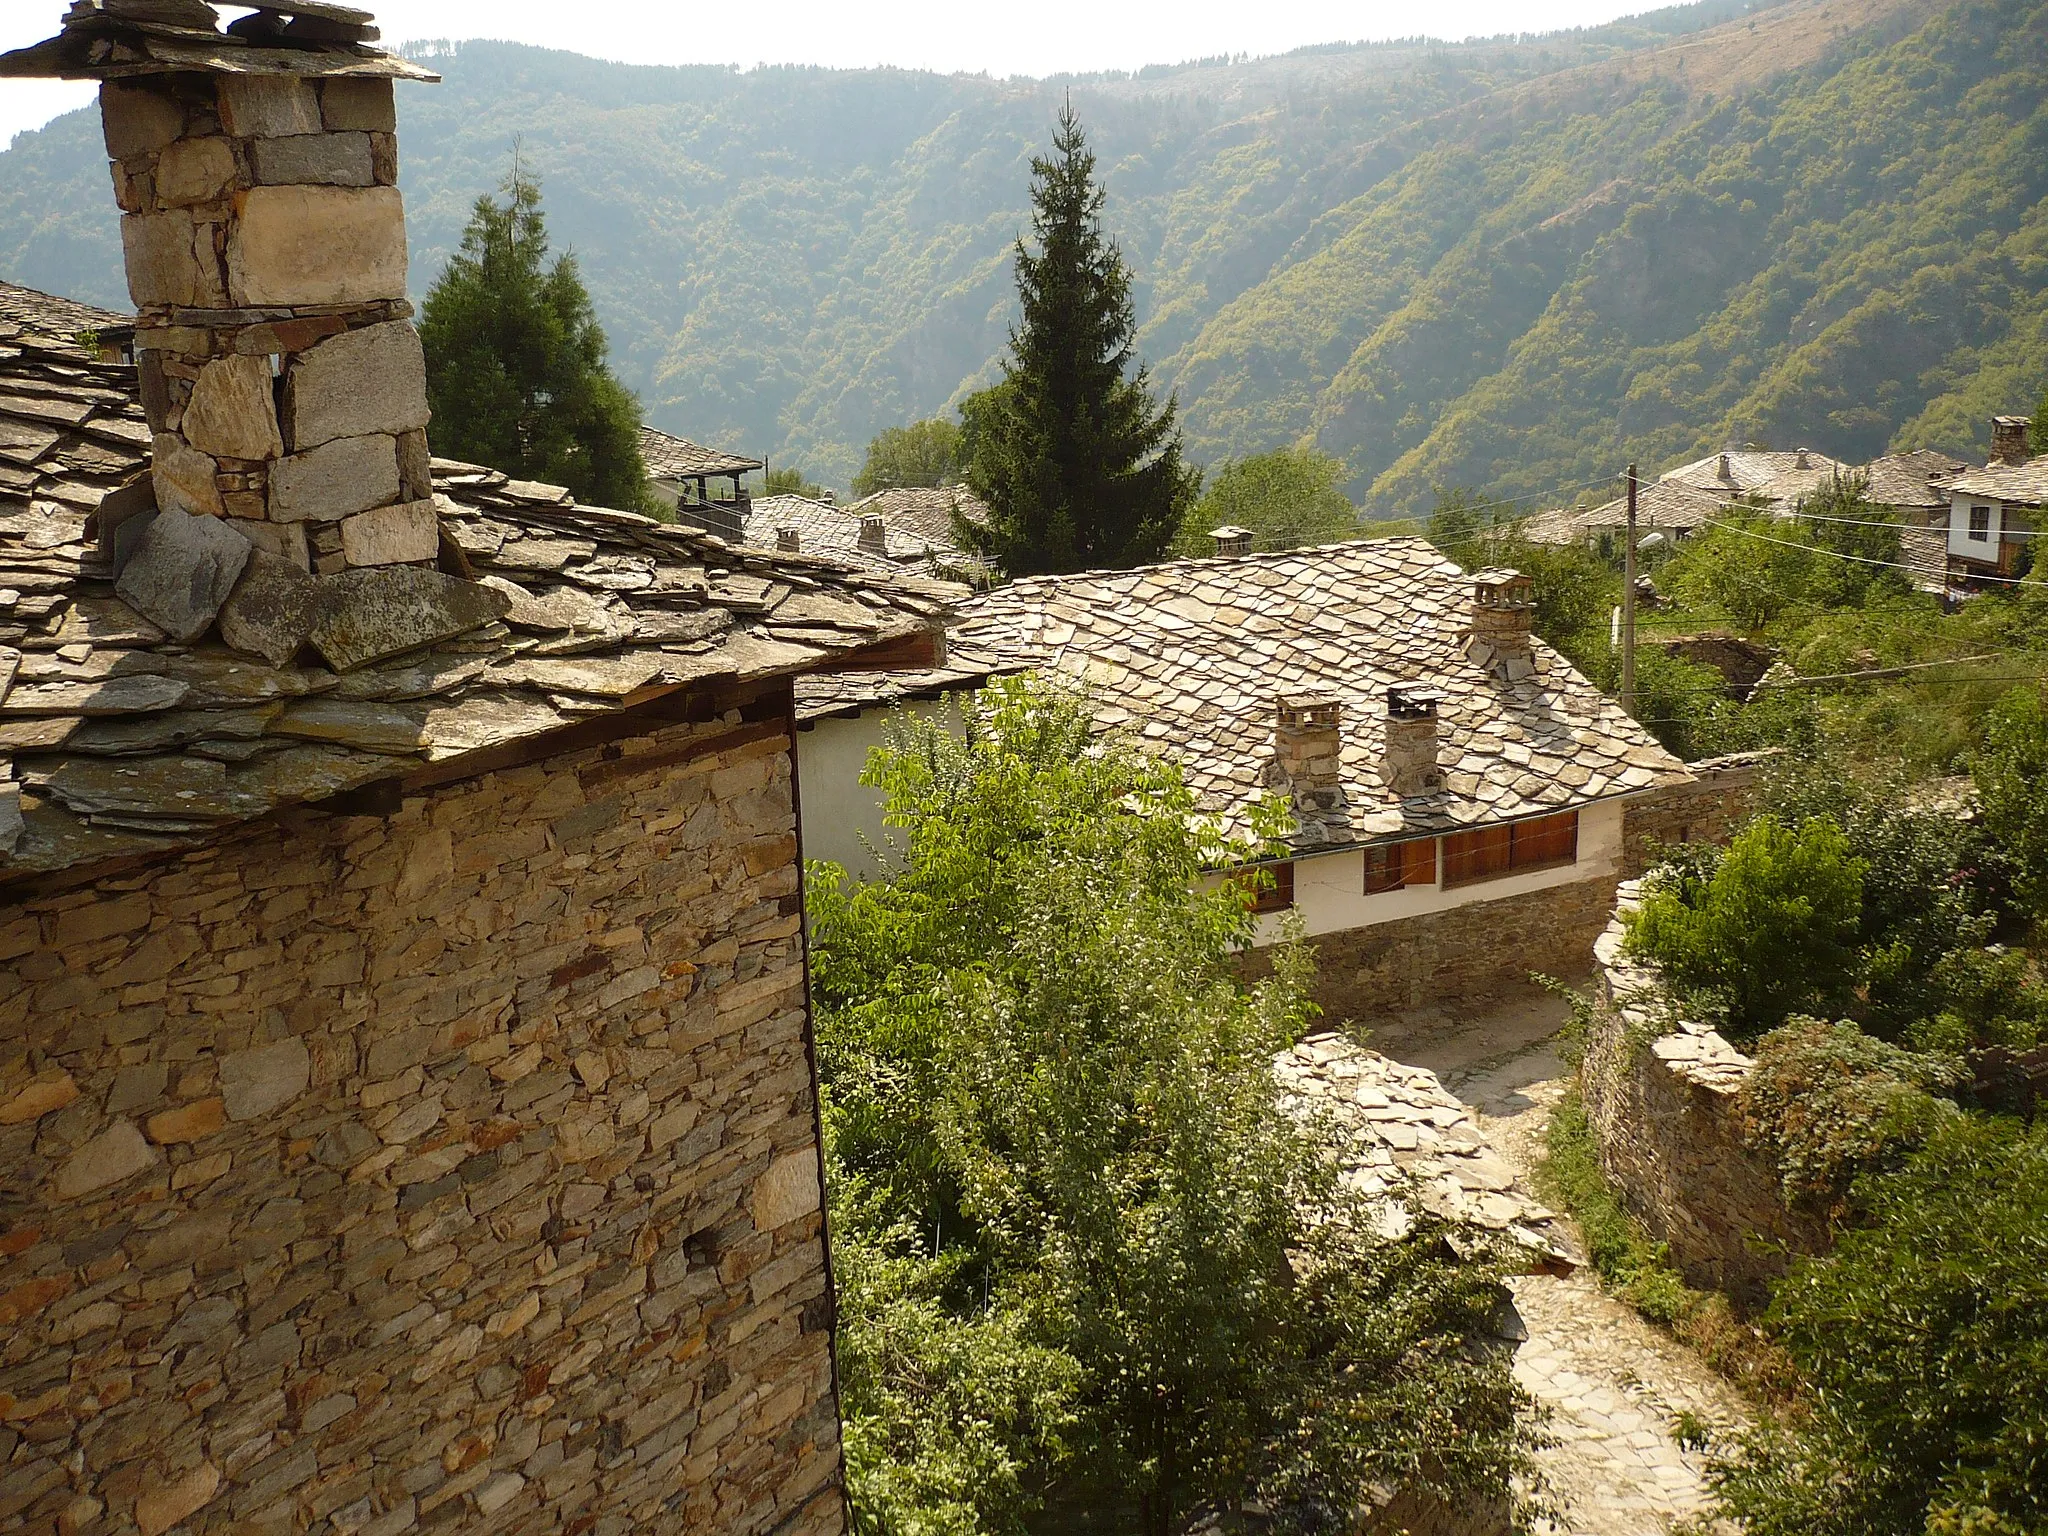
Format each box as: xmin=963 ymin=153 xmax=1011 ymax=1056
xmin=2 ymin=0 xmax=1642 ymax=148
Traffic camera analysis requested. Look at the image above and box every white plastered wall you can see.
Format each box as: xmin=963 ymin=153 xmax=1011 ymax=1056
xmin=1949 ymin=493 xmax=2004 ymax=561
xmin=795 ymin=697 xmax=964 ymax=879
xmin=1247 ymin=797 xmax=1629 ymax=946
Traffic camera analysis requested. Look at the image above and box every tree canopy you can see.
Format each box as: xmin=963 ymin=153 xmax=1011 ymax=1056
xmin=418 ymin=167 xmax=652 ymax=514
xmin=1172 ymin=446 xmax=1359 ymax=556
xmin=813 ymin=677 xmax=1538 ymax=1535
xmin=960 ymin=106 xmax=1198 ymax=576
xmin=854 ymin=418 xmax=966 ymax=496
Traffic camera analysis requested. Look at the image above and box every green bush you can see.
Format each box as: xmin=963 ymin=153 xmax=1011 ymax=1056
xmin=1626 ymin=817 xmax=1866 ymax=1039
xmin=1974 ymin=687 xmax=2048 ymax=918
xmin=1711 ymin=1115 xmax=2048 ymax=1536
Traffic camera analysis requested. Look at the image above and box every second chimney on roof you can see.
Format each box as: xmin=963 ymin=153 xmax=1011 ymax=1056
xmin=1275 ymin=694 xmax=1342 ymax=792
xmin=1210 ymin=524 xmax=1253 ymax=557
xmin=1992 ymin=416 xmax=2033 ymax=466
xmin=857 ymin=512 xmax=887 ymax=555
xmin=1384 ymin=685 xmax=1445 ymax=798
xmin=776 ymin=526 xmax=800 ymax=553
xmin=1469 ymin=568 xmax=1535 ymax=655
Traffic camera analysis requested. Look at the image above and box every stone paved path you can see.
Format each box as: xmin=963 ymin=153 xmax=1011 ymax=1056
xmin=1362 ymin=996 xmax=1750 ymax=1536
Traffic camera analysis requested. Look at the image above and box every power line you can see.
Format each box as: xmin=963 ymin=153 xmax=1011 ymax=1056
xmin=1695 ymin=515 xmax=2040 ymax=585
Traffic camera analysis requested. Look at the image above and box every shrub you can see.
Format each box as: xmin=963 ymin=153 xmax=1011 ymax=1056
xmin=1738 ymin=1018 xmax=1962 ymax=1215
xmin=1973 ymin=687 xmax=2048 ymax=917
xmin=1626 ymin=817 xmax=1866 ymax=1039
xmin=1711 ymin=1115 xmax=2048 ymax=1536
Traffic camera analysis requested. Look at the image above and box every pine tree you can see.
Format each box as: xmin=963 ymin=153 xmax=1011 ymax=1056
xmin=961 ymin=104 xmax=1197 ymax=576
xmin=420 ymin=166 xmax=653 ymax=513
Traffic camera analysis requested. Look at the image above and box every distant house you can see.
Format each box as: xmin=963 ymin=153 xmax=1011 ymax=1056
xmin=1936 ymin=417 xmax=2041 ymax=584
xmin=1862 ymin=448 xmax=1972 ymax=590
xmin=739 ymin=486 xmax=991 ymax=583
xmin=795 ymin=538 xmax=1731 ymax=1017
xmin=1521 ymin=447 xmax=1849 ymax=549
xmin=638 ymin=424 xmax=764 ymax=534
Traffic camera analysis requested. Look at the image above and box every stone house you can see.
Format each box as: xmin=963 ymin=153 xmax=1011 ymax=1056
xmin=637 ymin=428 xmax=763 ymax=536
xmin=1860 ymin=449 xmax=1972 ymax=592
xmin=0 ymin=7 xmax=958 ymax=1536
xmin=796 ymin=538 xmax=1729 ymax=1017
xmin=1520 ymin=448 xmax=1852 ymax=550
xmin=1935 ymin=417 xmax=2041 ymax=585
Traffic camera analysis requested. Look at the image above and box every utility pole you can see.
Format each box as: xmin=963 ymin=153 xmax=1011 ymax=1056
xmin=1621 ymin=462 xmax=1638 ymax=714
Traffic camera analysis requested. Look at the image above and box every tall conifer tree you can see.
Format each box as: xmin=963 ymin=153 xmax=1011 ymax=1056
xmin=962 ymin=104 xmax=1197 ymax=575
xmin=420 ymin=167 xmax=653 ymax=513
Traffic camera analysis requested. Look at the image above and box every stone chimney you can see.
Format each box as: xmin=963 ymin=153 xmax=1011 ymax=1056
xmin=1275 ymin=693 xmax=1342 ymax=792
xmin=1991 ymin=416 xmax=2033 ymax=466
xmin=1383 ymin=685 xmax=1445 ymax=798
xmin=1794 ymin=448 xmax=1810 ymax=470
xmin=857 ymin=512 xmax=887 ymax=555
xmin=1468 ymin=568 xmax=1534 ymax=655
xmin=776 ymin=525 xmax=801 ymax=553
xmin=1716 ymin=453 xmax=1734 ymax=482
xmin=1210 ymin=524 xmax=1253 ymax=557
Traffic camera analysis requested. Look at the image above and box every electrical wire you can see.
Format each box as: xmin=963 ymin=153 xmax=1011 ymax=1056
xmin=1693 ymin=515 xmax=2040 ymax=585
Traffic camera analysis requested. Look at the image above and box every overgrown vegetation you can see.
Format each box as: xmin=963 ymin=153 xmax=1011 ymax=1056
xmin=1171 ymin=447 xmax=1361 ymax=556
xmin=812 ymin=678 xmax=1539 ymax=1535
xmin=854 ymin=418 xmax=966 ymax=496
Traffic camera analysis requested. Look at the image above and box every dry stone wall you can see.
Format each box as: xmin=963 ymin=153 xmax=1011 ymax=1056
xmin=1581 ymin=885 xmax=1824 ymax=1303
xmin=1246 ymin=873 xmax=1618 ymax=1020
xmin=1619 ymin=752 xmax=1771 ymax=878
xmin=0 ymin=693 xmax=847 ymax=1536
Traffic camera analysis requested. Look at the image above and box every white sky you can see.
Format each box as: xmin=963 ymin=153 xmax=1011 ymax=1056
xmin=2 ymin=0 xmax=1642 ymax=149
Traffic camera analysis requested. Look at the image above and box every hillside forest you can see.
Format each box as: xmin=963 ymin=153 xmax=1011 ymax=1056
xmin=1 ymin=0 xmax=2045 ymax=506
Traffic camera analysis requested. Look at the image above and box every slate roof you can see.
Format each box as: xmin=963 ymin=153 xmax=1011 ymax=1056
xmin=0 ymin=281 xmax=129 ymax=344
xmin=1518 ymin=479 xmax=1728 ymax=546
xmin=799 ymin=538 xmax=1691 ymax=853
xmin=1662 ymin=448 xmax=1849 ymax=504
xmin=638 ymin=426 xmax=763 ymax=480
xmin=743 ymin=490 xmax=991 ymax=583
xmin=1863 ymin=449 xmax=1971 ymax=512
xmin=0 ymin=329 xmax=959 ymax=883
xmin=1940 ymin=459 xmax=2048 ymax=507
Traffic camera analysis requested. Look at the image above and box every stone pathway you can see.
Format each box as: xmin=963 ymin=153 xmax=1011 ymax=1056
xmin=1356 ymin=995 xmax=1752 ymax=1536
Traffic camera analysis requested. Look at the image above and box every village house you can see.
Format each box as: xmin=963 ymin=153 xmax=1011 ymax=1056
xmin=696 ymin=486 xmax=991 ymax=587
xmin=637 ymin=426 xmax=763 ymax=536
xmin=1860 ymin=448 xmax=1972 ymax=591
xmin=0 ymin=7 xmax=960 ymax=1536
xmin=1521 ymin=447 xmax=1852 ymax=550
xmin=1935 ymin=417 xmax=2041 ymax=585
xmin=796 ymin=538 xmax=1750 ymax=1018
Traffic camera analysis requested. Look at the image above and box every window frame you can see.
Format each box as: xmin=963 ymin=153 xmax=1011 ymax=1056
xmin=1236 ymin=860 xmax=1296 ymax=914
xmin=1364 ymin=837 xmax=1439 ymax=895
xmin=1968 ymin=504 xmax=1993 ymax=542
xmin=1441 ymin=811 xmax=1580 ymax=889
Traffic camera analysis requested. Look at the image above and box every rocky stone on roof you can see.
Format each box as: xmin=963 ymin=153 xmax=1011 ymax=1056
xmin=1940 ymin=459 xmax=2048 ymax=506
xmin=1863 ymin=449 xmax=1972 ymax=510
xmin=801 ymin=538 xmax=1690 ymax=854
xmin=637 ymin=425 xmax=764 ymax=479
xmin=0 ymin=329 xmax=960 ymax=882
xmin=0 ymin=280 xmax=130 ymax=343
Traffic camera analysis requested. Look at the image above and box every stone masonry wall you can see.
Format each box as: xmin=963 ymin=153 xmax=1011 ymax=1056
xmin=1580 ymin=886 xmax=1825 ymax=1305
xmin=1619 ymin=753 xmax=1771 ymax=878
xmin=0 ymin=694 xmax=846 ymax=1536
xmin=1241 ymin=874 xmax=1618 ymax=1022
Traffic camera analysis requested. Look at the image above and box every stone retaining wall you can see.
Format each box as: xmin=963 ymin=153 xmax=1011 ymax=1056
xmin=1619 ymin=752 xmax=1772 ymax=877
xmin=0 ymin=688 xmax=846 ymax=1536
xmin=1248 ymin=873 xmax=1618 ymax=1021
xmin=1580 ymin=885 xmax=1824 ymax=1304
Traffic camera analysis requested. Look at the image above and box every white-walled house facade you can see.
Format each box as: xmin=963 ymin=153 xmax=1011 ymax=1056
xmin=795 ymin=537 xmax=1721 ymax=1018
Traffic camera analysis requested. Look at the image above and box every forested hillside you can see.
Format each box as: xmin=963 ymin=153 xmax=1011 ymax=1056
xmin=0 ymin=0 xmax=2041 ymax=503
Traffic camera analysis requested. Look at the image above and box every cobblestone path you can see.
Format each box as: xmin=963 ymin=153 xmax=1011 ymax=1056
xmin=1366 ymin=998 xmax=1751 ymax=1536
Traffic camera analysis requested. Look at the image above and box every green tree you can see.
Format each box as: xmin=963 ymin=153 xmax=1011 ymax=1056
xmin=762 ymin=465 xmax=828 ymax=499
xmin=854 ymin=418 xmax=965 ymax=496
xmin=1172 ymin=446 xmax=1359 ymax=555
xmin=1626 ymin=816 xmax=1867 ymax=1038
xmin=419 ymin=167 xmax=653 ymax=513
xmin=2034 ymin=385 xmax=2047 ymax=456
xmin=1973 ymin=686 xmax=2048 ymax=916
xmin=814 ymin=678 xmax=1537 ymax=1535
xmin=1711 ymin=1115 xmax=2048 ymax=1536
xmin=1424 ymin=486 xmax=1497 ymax=570
xmin=961 ymin=107 xmax=1198 ymax=576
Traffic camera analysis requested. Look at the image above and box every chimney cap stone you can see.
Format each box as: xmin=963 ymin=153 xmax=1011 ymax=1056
xmin=1210 ymin=524 xmax=1254 ymax=556
xmin=1 ymin=2 xmax=441 ymax=82
xmin=1276 ymin=692 xmax=1342 ymax=730
xmin=1387 ymin=685 xmax=1444 ymax=719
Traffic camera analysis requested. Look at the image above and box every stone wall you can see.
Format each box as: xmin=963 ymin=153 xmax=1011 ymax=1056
xmin=0 ymin=687 xmax=847 ymax=1536
xmin=1619 ymin=753 xmax=1771 ymax=878
xmin=1580 ymin=886 xmax=1825 ymax=1304
xmin=1243 ymin=873 xmax=1618 ymax=1021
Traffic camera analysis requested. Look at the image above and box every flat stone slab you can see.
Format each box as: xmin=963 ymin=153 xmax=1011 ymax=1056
xmin=114 ymin=507 xmax=252 ymax=644
xmin=284 ymin=320 xmax=429 ymax=451
xmin=219 ymin=549 xmax=320 ymax=666
xmin=307 ymin=566 xmax=509 ymax=672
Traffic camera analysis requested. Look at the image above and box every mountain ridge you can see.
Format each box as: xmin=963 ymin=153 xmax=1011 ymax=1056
xmin=0 ymin=0 xmax=2039 ymax=507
